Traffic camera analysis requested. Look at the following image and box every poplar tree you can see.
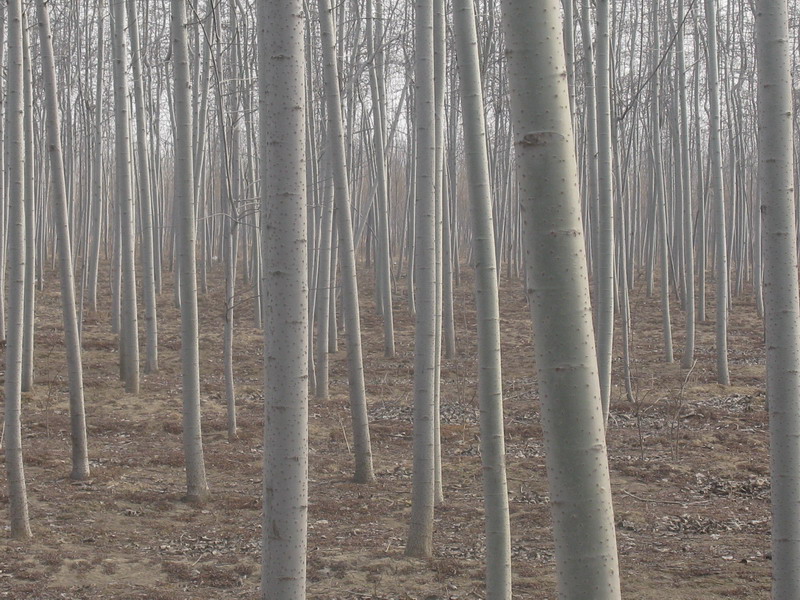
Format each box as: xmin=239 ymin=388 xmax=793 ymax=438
xmin=258 ymin=0 xmax=309 ymax=595
xmin=109 ymin=0 xmax=140 ymax=393
xmin=499 ymin=0 xmax=622 ymax=595
xmin=452 ymin=0 xmax=512 ymax=593
xmin=36 ymin=0 xmax=90 ymax=481
xmin=172 ymin=0 xmax=210 ymax=503
xmin=755 ymin=0 xmax=800 ymax=594
xmin=4 ymin=0 xmax=31 ymax=540
xmin=406 ymin=0 xmax=438 ymax=559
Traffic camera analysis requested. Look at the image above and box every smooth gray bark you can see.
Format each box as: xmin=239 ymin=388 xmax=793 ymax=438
xmin=704 ymin=0 xmax=730 ymax=385
xmin=452 ymin=0 xmax=512 ymax=594
xmin=595 ymin=0 xmax=614 ymax=416
xmin=258 ymin=0 xmax=309 ymax=596
xmin=87 ymin=11 xmax=103 ymax=314
xmin=755 ymin=0 xmax=800 ymax=594
xmin=677 ymin=0 xmax=695 ymax=369
xmin=4 ymin=0 xmax=31 ymax=540
xmin=126 ymin=0 xmax=159 ymax=374
xmin=110 ymin=0 xmax=140 ymax=393
xmin=172 ymin=0 xmax=210 ymax=503
xmin=499 ymin=0 xmax=622 ymax=596
xmin=36 ymin=0 xmax=91 ymax=481
xmin=366 ymin=0 xmax=395 ymax=358
xmin=406 ymin=0 xmax=437 ymax=558
xmin=652 ymin=0 xmax=673 ymax=364
xmin=20 ymin=17 xmax=34 ymax=393
xmin=317 ymin=0 xmax=375 ymax=483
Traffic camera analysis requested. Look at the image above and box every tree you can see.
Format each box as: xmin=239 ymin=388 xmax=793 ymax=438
xmin=406 ymin=0 xmax=438 ymax=559
xmin=36 ymin=0 xmax=91 ymax=481
xmin=4 ymin=0 xmax=31 ymax=540
xmin=316 ymin=0 xmax=375 ymax=483
xmin=127 ymin=0 xmax=159 ymax=374
xmin=704 ymin=0 xmax=730 ymax=385
xmin=677 ymin=0 xmax=696 ymax=370
xmin=258 ymin=0 xmax=309 ymax=595
xmin=452 ymin=0 xmax=512 ymax=593
xmin=595 ymin=0 xmax=615 ymax=416
xmin=755 ymin=0 xmax=800 ymax=594
xmin=499 ymin=0 xmax=622 ymax=596
xmin=172 ymin=0 xmax=210 ymax=503
xmin=109 ymin=0 xmax=140 ymax=393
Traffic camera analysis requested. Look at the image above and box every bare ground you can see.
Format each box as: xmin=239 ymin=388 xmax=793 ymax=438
xmin=0 ymin=264 xmax=771 ymax=599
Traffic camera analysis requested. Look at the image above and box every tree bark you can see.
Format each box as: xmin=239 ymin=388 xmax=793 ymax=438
xmin=36 ymin=0 xmax=91 ymax=481
xmin=258 ymin=0 xmax=309 ymax=595
xmin=4 ymin=0 xmax=32 ymax=540
xmin=499 ymin=0 xmax=622 ymax=595
xmin=172 ymin=0 xmax=210 ymax=503
xmin=452 ymin=0 xmax=512 ymax=593
xmin=755 ymin=0 xmax=800 ymax=594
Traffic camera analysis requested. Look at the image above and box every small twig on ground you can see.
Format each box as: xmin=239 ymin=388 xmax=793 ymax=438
xmin=338 ymin=416 xmax=351 ymax=454
xmin=622 ymin=490 xmax=709 ymax=506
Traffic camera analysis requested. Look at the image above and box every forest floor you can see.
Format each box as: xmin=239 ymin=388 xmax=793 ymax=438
xmin=0 ymin=263 xmax=771 ymax=599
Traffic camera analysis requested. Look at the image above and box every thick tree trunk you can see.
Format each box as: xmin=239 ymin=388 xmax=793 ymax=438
xmin=499 ymin=0 xmax=622 ymax=596
xmin=755 ymin=0 xmax=800 ymax=594
xmin=258 ymin=0 xmax=309 ymax=596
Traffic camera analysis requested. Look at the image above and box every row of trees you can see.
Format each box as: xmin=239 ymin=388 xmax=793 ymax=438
xmin=2 ymin=0 xmax=799 ymax=597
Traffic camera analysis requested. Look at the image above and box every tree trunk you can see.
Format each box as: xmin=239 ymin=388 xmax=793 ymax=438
xmin=595 ymin=0 xmax=615 ymax=416
xmin=452 ymin=0 xmax=512 ymax=594
xmin=110 ymin=0 xmax=140 ymax=393
xmin=317 ymin=0 xmax=375 ymax=483
xmin=126 ymin=0 xmax=159 ymax=374
xmin=406 ymin=0 xmax=437 ymax=558
xmin=172 ymin=0 xmax=210 ymax=503
xmin=258 ymin=0 xmax=309 ymax=596
xmin=755 ymin=0 xmax=800 ymax=594
xmin=499 ymin=0 xmax=622 ymax=596
xmin=705 ymin=0 xmax=730 ymax=385
xmin=37 ymin=0 xmax=91 ymax=481
xmin=4 ymin=0 xmax=32 ymax=540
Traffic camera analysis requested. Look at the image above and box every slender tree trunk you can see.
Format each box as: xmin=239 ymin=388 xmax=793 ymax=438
xmin=317 ymin=0 xmax=375 ymax=483
xmin=110 ymin=0 xmax=139 ymax=393
xmin=314 ymin=155 xmax=334 ymax=400
xmin=366 ymin=0 xmax=395 ymax=357
xmin=20 ymin=16 xmax=34 ymax=393
xmin=258 ymin=0 xmax=309 ymax=596
xmin=595 ymin=0 xmax=614 ymax=416
xmin=452 ymin=0 xmax=512 ymax=594
xmin=37 ymin=0 xmax=91 ymax=481
xmin=499 ymin=0 xmax=622 ymax=596
xmin=677 ymin=0 xmax=696 ymax=369
xmin=4 ymin=0 xmax=32 ymax=540
xmin=87 ymin=10 xmax=103 ymax=314
xmin=127 ymin=0 xmax=158 ymax=374
xmin=652 ymin=0 xmax=673 ymax=364
xmin=755 ymin=0 xmax=800 ymax=594
xmin=406 ymin=0 xmax=437 ymax=558
xmin=705 ymin=0 xmax=730 ymax=384
xmin=172 ymin=0 xmax=209 ymax=503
